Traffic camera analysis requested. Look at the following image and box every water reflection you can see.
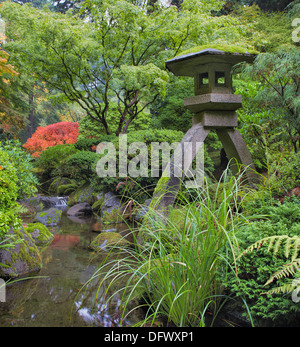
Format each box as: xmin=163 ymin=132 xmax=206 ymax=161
xmin=0 ymin=211 xmax=142 ymax=327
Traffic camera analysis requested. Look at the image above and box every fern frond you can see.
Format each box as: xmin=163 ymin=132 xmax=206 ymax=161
xmin=239 ymin=235 xmax=300 ymax=260
xmin=262 ymin=282 xmax=297 ymax=295
xmin=265 ymin=258 xmax=300 ymax=286
xmin=267 ymin=236 xmax=277 ymax=253
xmin=292 ymin=237 xmax=300 ymax=261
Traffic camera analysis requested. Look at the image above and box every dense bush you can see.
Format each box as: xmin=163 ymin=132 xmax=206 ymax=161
xmin=1 ymin=140 xmax=38 ymax=199
xmin=65 ymin=151 xmax=99 ymax=182
xmin=90 ymin=129 xmax=185 ymax=201
xmin=34 ymin=144 xmax=78 ymax=183
xmin=0 ymin=140 xmax=37 ymax=238
xmin=222 ymin=196 xmax=300 ymax=326
xmin=0 ymin=149 xmax=21 ymax=238
xmin=89 ymin=128 xmax=216 ymax=202
xmin=74 ymin=138 xmax=101 ymax=152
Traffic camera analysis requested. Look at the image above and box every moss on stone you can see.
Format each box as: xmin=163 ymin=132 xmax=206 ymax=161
xmin=48 ymin=177 xmax=73 ymax=194
xmin=57 ymin=183 xmax=78 ymax=196
xmin=68 ymin=184 xmax=97 ymax=206
xmin=35 ymin=208 xmax=62 ymax=226
xmin=176 ymin=44 xmax=258 ymax=57
xmin=149 ymin=175 xmax=170 ymax=210
xmin=102 ymin=208 xmax=127 ymax=224
xmin=24 ymin=222 xmax=54 ymax=246
xmin=91 ymin=199 xmax=103 ymax=214
xmin=0 ymin=227 xmax=42 ymax=278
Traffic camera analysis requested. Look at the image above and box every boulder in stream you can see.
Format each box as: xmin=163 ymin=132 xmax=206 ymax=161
xmin=22 ymin=195 xmax=68 ymax=212
xmin=23 ymin=222 xmax=54 ymax=247
xmin=67 ymin=203 xmax=92 ymax=217
xmin=35 ymin=208 xmax=62 ymax=226
xmin=0 ymin=227 xmax=42 ymax=278
xmin=96 ymin=192 xmax=128 ymax=224
xmin=67 ymin=184 xmax=96 ymax=207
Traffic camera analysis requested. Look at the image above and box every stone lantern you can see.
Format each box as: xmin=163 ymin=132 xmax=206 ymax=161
xmin=166 ymin=48 xmax=252 ymax=128
xmin=151 ymin=48 xmax=258 ymax=213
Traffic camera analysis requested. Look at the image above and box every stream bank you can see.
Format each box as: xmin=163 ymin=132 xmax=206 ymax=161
xmin=0 ymin=202 xmax=143 ymax=327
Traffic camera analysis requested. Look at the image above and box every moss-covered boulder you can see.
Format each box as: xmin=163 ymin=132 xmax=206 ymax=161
xmin=89 ymin=232 xmax=130 ymax=252
xmin=0 ymin=227 xmax=42 ymax=278
xmin=48 ymin=177 xmax=73 ymax=195
xmin=34 ymin=208 xmax=62 ymax=226
xmin=23 ymin=223 xmax=54 ymax=247
xmin=102 ymin=208 xmax=127 ymax=224
xmin=68 ymin=184 xmax=97 ymax=207
xmin=22 ymin=196 xmax=44 ymax=212
xmin=57 ymin=183 xmax=78 ymax=196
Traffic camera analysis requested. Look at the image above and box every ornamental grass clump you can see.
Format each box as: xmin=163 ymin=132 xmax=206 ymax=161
xmin=80 ymin=167 xmax=250 ymax=327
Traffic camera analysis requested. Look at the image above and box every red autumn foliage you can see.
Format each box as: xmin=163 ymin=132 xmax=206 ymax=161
xmin=23 ymin=121 xmax=79 ymax=157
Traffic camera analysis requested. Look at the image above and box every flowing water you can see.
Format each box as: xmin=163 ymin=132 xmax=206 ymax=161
xmin=0 ymin=199 xmax=143 ymax=327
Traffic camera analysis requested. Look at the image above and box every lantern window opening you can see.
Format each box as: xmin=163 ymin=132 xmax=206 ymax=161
xmin=199 ymin=72 xmax=209 ymax=86
xmin=215 ymin=71 xmax=226 ymax=86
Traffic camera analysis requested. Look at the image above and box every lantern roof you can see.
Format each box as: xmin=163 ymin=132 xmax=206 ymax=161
xmin=165 ymin=48 xmax=255 ymax=77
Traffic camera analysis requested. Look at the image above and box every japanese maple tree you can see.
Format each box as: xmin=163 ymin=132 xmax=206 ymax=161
xmin=23 ymin=121 xmax=79 ymax=157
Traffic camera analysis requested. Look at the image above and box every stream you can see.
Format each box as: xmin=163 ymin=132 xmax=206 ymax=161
xmin=0 ymin=199 xmax=143 ymax=327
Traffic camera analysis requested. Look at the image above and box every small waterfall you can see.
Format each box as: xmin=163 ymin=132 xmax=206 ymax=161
xmin=55 ymin=197 xmax=68 ymax=207
xmin=36 ymin=196 xmax=68 ymax=209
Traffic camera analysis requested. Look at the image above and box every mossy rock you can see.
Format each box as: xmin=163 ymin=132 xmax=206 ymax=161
xmin=23 ymin=197 xmax=44 ymax=212
xmin=89 ymin=232 xmax=130 ymax=252
xmin=0 ymin=227 xmax=42 ymax=278
xmin=48 ymin=177 xmax=73 ymax=194
xmin=91 ymin=198 xmax=104 ymax=214
xmin=102 ymin=208 xmax=128 ymax=225
xmin=57 ymin=183 xmax=78 ymax=196
xmin=34 ymin=208 xmax=62 ymax=226
xmin=68 ymin=184 xmax=97 ymax=207
xmin=24 ymin=222 xmax=54 ymax=247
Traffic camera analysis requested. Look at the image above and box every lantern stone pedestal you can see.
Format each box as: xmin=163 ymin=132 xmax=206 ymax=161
xmin=150 ymin=48 xmax=259 ymax=214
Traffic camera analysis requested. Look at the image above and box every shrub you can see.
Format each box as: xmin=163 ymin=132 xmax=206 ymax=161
xmin=0 ymin=140 xmax=38 ymax=239
xmin=34 ymin=144 xmax=78 ymax=182
xmin=64 ymin=151 xmax=99 ymax=182
xmin=90 ymin=129 xmax=186 ymax=202
xmin=23 ymin=121 xmax=79 ymax=157
xmin=74 ymin=138 xmax=101 ymax=152
xmin=222 ymin=197 xmax=300 ymax=326
xmin=0 ymin=149 xmax=21 ymax=238
xmin=1 ymin=140 xmax=38 ymax=199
